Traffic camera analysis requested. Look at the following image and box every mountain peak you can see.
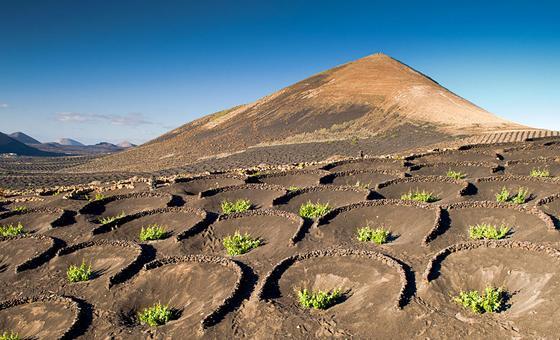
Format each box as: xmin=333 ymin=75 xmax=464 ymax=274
xmin=56 ymin=138 xmax=84 ymax=146
xmin=0 ymin=132 xmax=57 ymax=156
xmin=9 ymin=132 xmax=41 ymax=144
xmin=74 ymin=53 xmax=528 ymax=172
xmin=117 ymin=141 xmax=136 ymax=148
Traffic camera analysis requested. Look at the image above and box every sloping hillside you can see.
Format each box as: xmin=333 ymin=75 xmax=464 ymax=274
xmin=76 ymin=53 xmax=527 ymax=172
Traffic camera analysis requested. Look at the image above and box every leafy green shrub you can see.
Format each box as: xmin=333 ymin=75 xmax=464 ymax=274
xmin=299 ymin=201 xmax=331 ymax=218
xmin=453 ymin=287 xmax=505 ymax=314
xmin=400 ymin=189 xmax=439 ymax=203
xmin=88 ymin=193 xmax=105 ymax=202
xmin=447 ymin=170 xmax=466 ymax=180
xmin=297 ymin=288 xmax=341 ymax=309
xmin=0 ymin=331 xmax=20 ymax=340
xmin=220 ymin=199 xmax=252 ymax=215
xmin=11 ymin=206 xmax=27 ymax=212
xmin=530 ymin=168 xmax=550 ymax=178
xmin=223 ymin=231 xmax=261 ymax=256
xmin=357 ymin=225 xmax=391 ymax=245
xmin=138 ymin=303 xmax=172 ymax=327
xmin=496 ymin=187 xmax=530 ymax=204
xmin=0 ymin=223 xmax=25 ymax=237
xmin=495 ymin=187 xmax=510 ymax=203
xmin=139 ymin=224 xmax=168 ymax=241
xmin=469 ymin=223 xmax=510 ymax=240
xmin=511 ymin=187 xmax=529 ymax=204
xmin=496 ymin=187 xmax=531 ymax=204
xmin=98 ymin=211 xmax=125 ymax=225
xmin=67 ymin=261 xmax=92 ymax=283
xmin=354 ymin=181 xmax=371 ymax=190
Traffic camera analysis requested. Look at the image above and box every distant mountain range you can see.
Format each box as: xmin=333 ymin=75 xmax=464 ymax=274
xmin=0 ymin=132 xmax=59 ymax=156
xmin=1 ymin=131 xmax=135 ymax=156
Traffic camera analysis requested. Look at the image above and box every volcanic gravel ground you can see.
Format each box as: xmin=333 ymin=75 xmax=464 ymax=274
xmin=0 ymin=138 xmax=559 ymax=338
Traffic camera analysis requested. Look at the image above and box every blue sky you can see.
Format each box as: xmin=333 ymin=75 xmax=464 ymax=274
xmin=1 ymin=0 xmax=559 ymax=144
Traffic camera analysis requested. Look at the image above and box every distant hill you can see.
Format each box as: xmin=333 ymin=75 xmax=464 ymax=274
xmin=78 ymin=53 xmax=528 ymax=172
xmin=4 ymin=132 xmax=132 ymax=156
xmin=9 ymin=132 xmax=41 ymax=144
xmin=117 ymin=141 xmax=136 ymax=148
xmin=56 ymin=138 xmax=85 ymax=146
xmin=0 ymin=132 xmax=59 ymax=156
xmin=33 ymin=141 xmax=126 ymax=155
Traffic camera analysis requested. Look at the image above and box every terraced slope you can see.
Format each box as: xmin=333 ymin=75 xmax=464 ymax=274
xmin=75 ymin=53 xmax=527 ymax=172
xmin=1 ymin=137 xmax=560 ymax=338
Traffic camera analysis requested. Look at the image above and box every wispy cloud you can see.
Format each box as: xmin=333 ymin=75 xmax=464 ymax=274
xmin=55 ymin=112 xmax=155 ymax=126
xmin=0 ymin=103 xmax=8 ymax=108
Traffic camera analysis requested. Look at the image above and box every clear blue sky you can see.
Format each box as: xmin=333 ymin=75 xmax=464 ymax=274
xmin=1 ymin=0 xmax=559 ymax=144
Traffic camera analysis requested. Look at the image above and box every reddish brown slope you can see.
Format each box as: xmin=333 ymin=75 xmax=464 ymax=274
xmin=75 ymin=53 xmax=526 ymax=172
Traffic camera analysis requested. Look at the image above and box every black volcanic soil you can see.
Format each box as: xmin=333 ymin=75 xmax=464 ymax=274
xmin=0 ymin=124 xmax=448 ymax=189
xmin=273 ymin=186 xmax=369 ymax=214
xmin=429 ymin=204 xmax=560 ymax=249
xmin=320 ymin=170 xmax=401 ymax=188
xmin=189 ymin=185 xmax=286 ymax=213
xmin=0 ymin=297 xmax=79 ymax=339
xmin=0 ymin=137 xmax=560 ymax=338
xmin=469 ymin=177 xmax=558 ymax=203
xmin=115 ymin=260 xmax=240 ymax=338
xmin=410 ymin=162 xmax=498 ymax=179
xmin=419 ymin=244 xmax=560 ymax=336
xmin=272 ymin=255 xmax=403 ymax=336
xmin=376 ymin=177 xmax=466 ymax=204
xmin=183 ymin=210 xmax=303 ymax=265
xmin=0 ymin=209 xmax=65 ymax=234
xmin=316 ymin=201 xmax=438 ymax=256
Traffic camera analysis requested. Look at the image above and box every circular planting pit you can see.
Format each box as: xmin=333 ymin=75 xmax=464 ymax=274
xmin=320 ymin=169 xmax=402 ymax=189
xmin=428 ymin=202 xmax=558 ymax=248
xmin=258 ymin=249 xmax=408 ymax=335
xmin=117 ymin=255 xmax=243 ymax=336
xmin=79 ymin=192 xmax=175 ymax=223
xmin=273 ymin=186 xmax=369 ymax=216
xmin=92 ymin=207 xmax=208 ymax=243
xmin=247 ymin=170 xmax=326 ymax=188
xmin=505 ymin=158 xmax=560 ymax=177
xmin=322 ymin=158 xmax=408 ymax=173
xmin=471 ymin=176 xmax=559 ymax=203
xmin=2 ymin=196 xmax=46 ymax=211
xmin=421 ymin=241 xmax=560 ymax=337
xmin=0 ymin=295 xmax=83 ymax=340
xmin=376 ymin=177 xmax=469 ymax=204
xmin=0 ymin=208 xmax=72 ymax=234
xmin=166 ymin=174 xmax=246 ymax=196
xmin=409 ymin=146 xmax=500 ymax=164
xmin=537 ymin=193 xmax=560 ymax=228
xmin=409 ymin=161 xmax=499 ymax=179
xmin=315 ymin=200 xmax=441 ymax=250
xmin=501 ymin=144 xmax=560 ymax=162
xmin=185 ymin=209 xmax=304 ymax=260
xmin=50 ymin=240 xmax=144 ymax=289
xmin=193 ymin=184 xmax=286 ymax=214
xmin=0 ymin=235 xmax=61 ymax=276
